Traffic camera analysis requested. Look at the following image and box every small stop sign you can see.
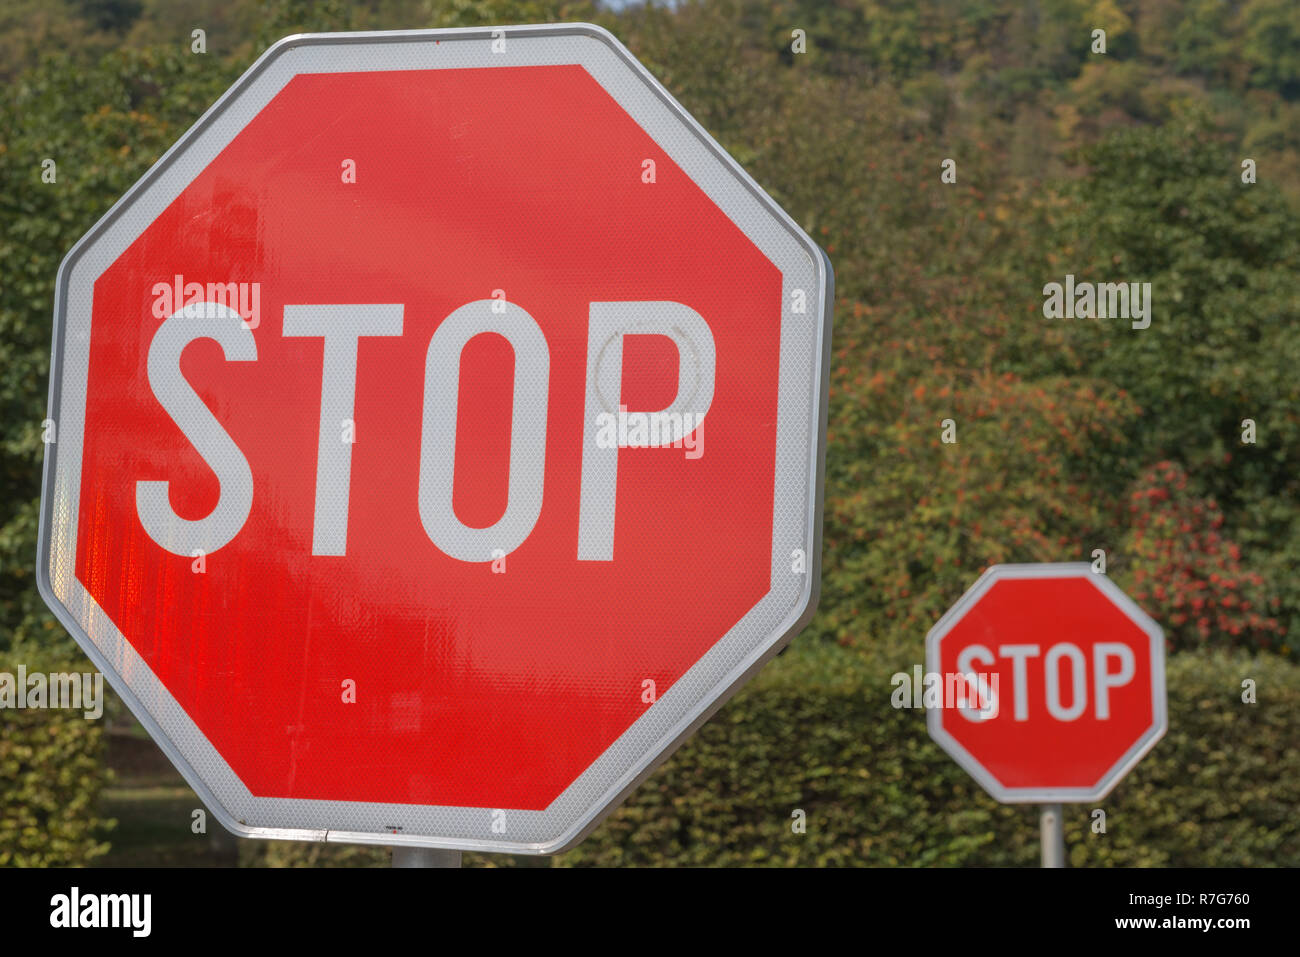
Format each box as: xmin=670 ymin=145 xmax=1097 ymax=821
xmin=926 ymin=564 xmax=1167 ymax=803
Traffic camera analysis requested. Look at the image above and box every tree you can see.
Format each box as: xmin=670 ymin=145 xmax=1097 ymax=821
xmin=1055 ymin=115 xmax=1300 ymax=641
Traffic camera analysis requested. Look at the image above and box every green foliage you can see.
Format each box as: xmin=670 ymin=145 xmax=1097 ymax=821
xmin=1242 ymin=0 xmax=1300 ymax=95
xmin=558 ymin=644 xmax=1300 ymax=866
xmin=74 ymin=0 xmax=144 ymax=33
xmin=1056 ymin=116 xmax=1300 ymax=644
xmin=823 ymin=354 xmax=1137 ymax=662
xmin=241 ymin=838 xmax=390 ymax=867
xmin=0 ymin=642 xmax=114 ymax=866
xmin=1170 ymin=0 xmax=1237 ymax=82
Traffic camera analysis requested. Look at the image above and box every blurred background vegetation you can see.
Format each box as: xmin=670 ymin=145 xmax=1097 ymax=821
xmin=1 ymin=0 xmax=1296 ymax=866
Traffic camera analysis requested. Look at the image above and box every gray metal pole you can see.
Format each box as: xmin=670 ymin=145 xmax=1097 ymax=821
xmin=392 ymin=847 xmax=462 ymax=868
xmin=1040 ymin=804 xmax=1065 ymax=868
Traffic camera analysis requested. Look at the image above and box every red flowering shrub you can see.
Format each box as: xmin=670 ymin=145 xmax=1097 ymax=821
xmin=1120 ymin=462 xmax=1282 ymax=650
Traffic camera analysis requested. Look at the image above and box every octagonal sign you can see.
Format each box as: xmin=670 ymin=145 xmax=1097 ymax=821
xmin=37 ymin=25 xmax=832 ymax=853
xmin=926 ymin=564 xmax=1167 ymax=803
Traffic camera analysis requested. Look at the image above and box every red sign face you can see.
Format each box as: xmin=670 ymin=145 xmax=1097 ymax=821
xmin=926 ymin=565 xmax=1166 ymax=803
xmin=39 ymin=26 xmax=832 ymax=852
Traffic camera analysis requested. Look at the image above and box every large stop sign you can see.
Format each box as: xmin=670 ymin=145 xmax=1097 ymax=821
xmin=37 ymin=25 xmax=832 ymax=853
xmin=927 ymin=564 xmax=1167 ymax=803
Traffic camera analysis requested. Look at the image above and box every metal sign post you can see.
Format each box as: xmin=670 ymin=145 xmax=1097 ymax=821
xmin=392 ymin=848 xmax=462 ymax=868
xmin=1039 ymin=805 xmax=1065 ymax=868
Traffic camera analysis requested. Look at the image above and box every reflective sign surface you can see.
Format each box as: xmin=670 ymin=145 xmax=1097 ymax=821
xmin=39 ymin=25 xmax=832 ymax=852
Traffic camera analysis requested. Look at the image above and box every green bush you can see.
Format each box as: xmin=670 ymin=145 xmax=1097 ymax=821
xmin=225 ymin=640 xmax=1299 ymax=868
xmin=555 ymin=643 xmax=1300 ymax=867
xmin=240 ymin=838 xmax=388 ymax=868
xmin=0 ymin=643 xmax=114 ymax=866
